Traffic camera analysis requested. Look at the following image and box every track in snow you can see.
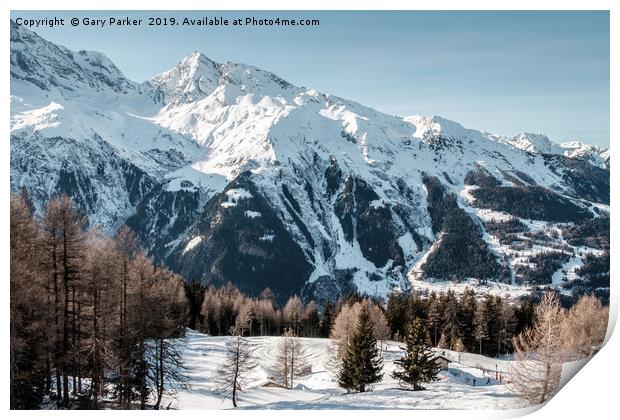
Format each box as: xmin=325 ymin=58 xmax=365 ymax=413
xmin=162 ymin=330 xmax=529 ymax=410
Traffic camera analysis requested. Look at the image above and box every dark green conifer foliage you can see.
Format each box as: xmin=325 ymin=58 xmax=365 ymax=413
xmin=338 ymin=307 xmax=383 ymax=392
xmin=392 ymin=318 xmax=440 ymax=391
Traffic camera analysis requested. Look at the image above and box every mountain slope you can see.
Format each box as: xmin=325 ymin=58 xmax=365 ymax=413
xmin=10 ymin=22 xmax=610 ymax=303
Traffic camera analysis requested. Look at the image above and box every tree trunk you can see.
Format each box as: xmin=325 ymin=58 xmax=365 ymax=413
xmin=52 ymin=241 xmax=62 ymax=406
xmin=62 ymin=230 xmax=70 ymax=407
xmin=72 ymin=287 xmax=76 ymax=396
xmin=232 ymin=338 xmax=240 ymax=408
xmin=154 ymin=338 xmax=164 ymax=410
xmin=92 ymin=283 xmax=99 ymax=408
xmin=77 ymin=301 xmax=82 ymax=395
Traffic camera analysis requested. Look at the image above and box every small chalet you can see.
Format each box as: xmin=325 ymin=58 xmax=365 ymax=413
xmin=430 ymin=354 xmax=452 ymax=370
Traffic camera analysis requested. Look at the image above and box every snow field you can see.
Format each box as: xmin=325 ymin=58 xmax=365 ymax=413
xmin=164 ymin=330 xmax=529 ymax=410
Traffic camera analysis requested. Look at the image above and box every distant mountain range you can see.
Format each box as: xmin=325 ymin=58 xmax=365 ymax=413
xmin=10 ymin=21 xmax=610 ymax=303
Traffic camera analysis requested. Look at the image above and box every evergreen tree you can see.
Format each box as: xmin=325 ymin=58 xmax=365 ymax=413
xmin=439 ymin=290 xmax=463 ymax=351
xmin=459 ymin=288 xmax=478 ymax=352
xmin=337 ymin=307 xmax=383 ymax=393
xmin=486 ymin=296 xmax=503 ymax=355
xmin=515 ymin=296 xmax=535 ymax=336
xmin=477 ymin=294 xmax=497 ymax=355
xmin=184 ymin=279 xmax=205 ymax=331
xmin=320 ymin=300 xmax=334 ymax=337
xmin=392 ymin=318 xmax=440 ymax=391
xmin=497 ymin=298 xmax=517 ymax=355
xmin=474 ymin=303 xmax=489 ymax=355
xmin=385 ymin=292 xmax=406 ymax=339
xmin=406 ymin=292 xmax=427 ymax=325
xmin=426 ymin=291 xmax=442 ymax=346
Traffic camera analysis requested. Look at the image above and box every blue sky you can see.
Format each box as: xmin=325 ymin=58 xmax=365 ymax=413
xmin=11 ymin=11 xmax=610 ymax=147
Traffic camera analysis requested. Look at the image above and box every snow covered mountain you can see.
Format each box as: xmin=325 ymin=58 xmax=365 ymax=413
xmin=10 ymin=21 xmax=610 ymax=303
xmin=500 ymin=133 xmax=610 ymax=169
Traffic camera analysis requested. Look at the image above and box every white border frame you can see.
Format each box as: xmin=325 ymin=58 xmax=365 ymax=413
xmin=2 ymin=2 xmax=616 ymax=419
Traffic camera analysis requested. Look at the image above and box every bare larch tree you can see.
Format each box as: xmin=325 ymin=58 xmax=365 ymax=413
xmin=272 ymin=329 xmax=310 ymax=388
xmin=508 ymin=291 xmax=566 ymax=405
xmin=215 ymin=335 xmax=258 ymax=408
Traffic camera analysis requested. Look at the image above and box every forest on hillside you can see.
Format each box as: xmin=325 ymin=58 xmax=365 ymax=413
xmin=10 ymin=193 xmax=609 ymax=410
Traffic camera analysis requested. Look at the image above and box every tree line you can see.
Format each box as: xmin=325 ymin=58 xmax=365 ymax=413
xmin=385 ymin=288 xmax=534 ymax=356
xmin=193 ymin=282 xmax=534 ymax=359
xmin=11 ymin=193 xmax=189 ymax=409
xmin=11 ymin=192 xmax=609 ymax=409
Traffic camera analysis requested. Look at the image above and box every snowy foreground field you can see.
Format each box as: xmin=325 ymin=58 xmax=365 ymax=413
xmin=163 ymin=330 xmax=533 ymax=410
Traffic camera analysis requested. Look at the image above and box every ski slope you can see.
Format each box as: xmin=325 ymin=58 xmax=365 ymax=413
xmin=162 ymin=330 xmax=530 ymax=410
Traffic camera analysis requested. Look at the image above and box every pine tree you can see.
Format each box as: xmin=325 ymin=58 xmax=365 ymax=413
xmin=426 ymin=291 xmax=442 ymax=346
xmin=476 ymin=294 xmax=496 ymax=355
xmin=319 ymin=300 xmax=334 ymax=338
xmin=459 ymin=288 xmax=477 ymax=352
xmin=184 ymin=279 xmax=205 ymax=331
xmin=497 ymin=298 xmax=517 ymax=355
xmin=487 ymin=296 xmax=503 ymax=356
xmin=406 ymin=292 xmax=427 ymax=323
xmin=386 ymin=292 xmax=406 ymax=339
xmin=392 ymin=318 xmax=440 ymax=391
xmin=474 ymin=303 xmax=489 ymax=355
xmin=439 ymin=290 xmax=463 ymax=351
xmin=337 ymin=306 xmax=383 ymax=393
xmin=515 ymin=295 xmax=535 ymax=335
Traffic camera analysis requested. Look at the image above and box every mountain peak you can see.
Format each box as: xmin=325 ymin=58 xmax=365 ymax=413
xmin=147 ymin=49 xmax=300 ymax=107
xmin=179 ymin=51 xmax=217 ymax=72
xmin=147 ymin=51 xmax=222 ymax=104
xmin=560 ymin=140 xmax=610 ymax=168
xmin=508 ymin=132 xmax=560 ymax=154
xmin=404 ymin=115 xmax=484 ymax=144
xmin=10 ymin=22 xmax=132 ymax=95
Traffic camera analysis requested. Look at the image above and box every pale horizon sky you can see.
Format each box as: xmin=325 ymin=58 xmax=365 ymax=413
xmin=11 ymin=10 xmax=610 ymax=147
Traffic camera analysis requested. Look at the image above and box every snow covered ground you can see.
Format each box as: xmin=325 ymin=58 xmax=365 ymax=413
xmin=162 ymin=330 xmax=530 ymax=410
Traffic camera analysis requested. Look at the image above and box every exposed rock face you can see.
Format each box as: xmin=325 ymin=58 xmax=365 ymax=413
xmin=10 ymin=21 xmax=610 ymax=302
xmin=167 ymin=173 xmax=312 ymax=304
